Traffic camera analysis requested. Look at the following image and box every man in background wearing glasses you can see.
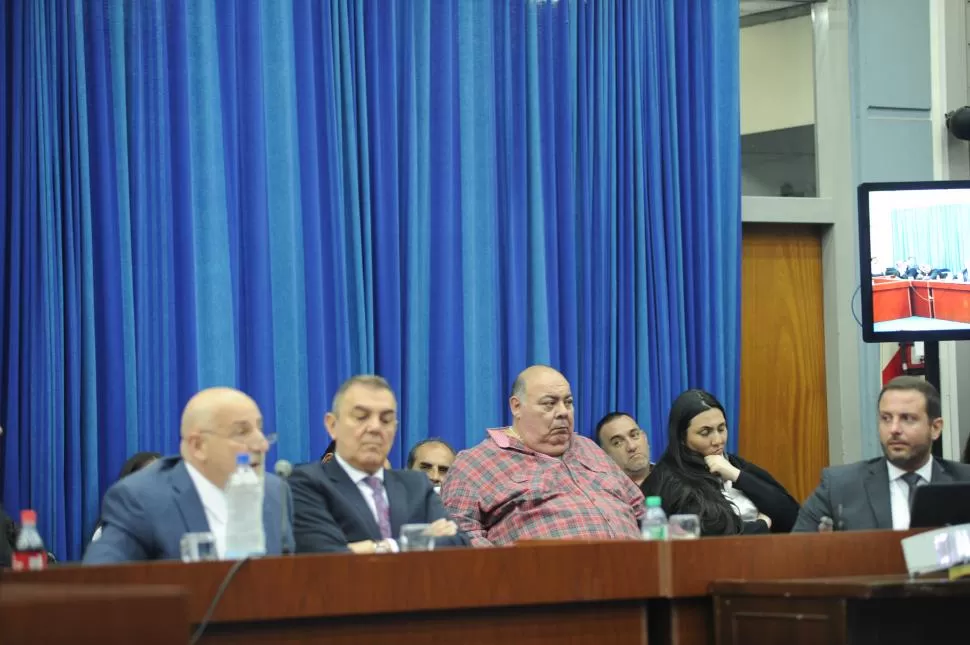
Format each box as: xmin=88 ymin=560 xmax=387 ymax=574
xmin=83 ymin=387 xmax=293 ymax=564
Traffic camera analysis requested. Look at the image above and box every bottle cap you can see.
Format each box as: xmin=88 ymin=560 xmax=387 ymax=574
xmin=20 ymin=509 xmax=37 ymax=525
xmin=236 ymin=453 xmax=250 ymax=466
xmin=646 ymin=496 xmax=662 ymax=508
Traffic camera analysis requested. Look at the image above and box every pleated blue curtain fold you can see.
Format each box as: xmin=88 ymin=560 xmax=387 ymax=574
xmin=1 ymin=0 xmax=740 ymax=560
xmin=890 ymin=206 xmax=970 ymax=271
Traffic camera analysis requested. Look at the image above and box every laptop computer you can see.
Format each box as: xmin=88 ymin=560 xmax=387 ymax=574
xmin=910 ymin=482 xmax=970 ymax=528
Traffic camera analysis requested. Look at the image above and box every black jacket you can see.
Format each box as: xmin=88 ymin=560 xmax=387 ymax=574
xmin=641 ymin=454 xmax=800 ymax=535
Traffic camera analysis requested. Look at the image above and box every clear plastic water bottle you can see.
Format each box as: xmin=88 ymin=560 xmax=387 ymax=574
xmin=641 ymin=496 xmax=669 ymax=541
xmin=224 ymin=453 xmax=266 ymax=559
xmin=12 ymin=509 xmax=48 ymax=571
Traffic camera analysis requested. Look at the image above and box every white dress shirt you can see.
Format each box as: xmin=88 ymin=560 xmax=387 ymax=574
xmin=185 ymin=461 xmax=228 ymax=558
xmin=333 ymin=454 xmax=398 ymax=550
xmin=722 ymin=480 xmax=760 ymax=521
xmin=887 ymin=456 xmax=934 ymax=530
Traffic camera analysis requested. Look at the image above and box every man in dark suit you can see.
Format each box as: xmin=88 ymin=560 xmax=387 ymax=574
xmin=794 ymin=376 xmax=970 ymax=532
xmin=84 ymin=387 xmax=293 ymax=564
xmin=290 ymin=375 xmax=468 ymax=554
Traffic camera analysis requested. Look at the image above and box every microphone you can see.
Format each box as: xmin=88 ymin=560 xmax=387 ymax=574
xmin=274 ymin=459 xmax=294 ymax=555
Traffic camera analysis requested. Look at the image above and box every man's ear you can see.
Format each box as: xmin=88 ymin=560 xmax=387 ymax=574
xmin=931 ymin=417 xmax=944 ymax=442
xmin=185 ymin=434 xmax=205 ymax=463
xmin=509 ymin=395 xmax=522 ymax=420
xmin=324 ymin=412 xmax=338 ymax=440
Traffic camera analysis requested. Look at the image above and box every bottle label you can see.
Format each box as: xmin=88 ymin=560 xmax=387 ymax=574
xmin=643 ymin=525 xmax=668 ymax=541
xmin=11 ymin=551 xmax=48 ymax=571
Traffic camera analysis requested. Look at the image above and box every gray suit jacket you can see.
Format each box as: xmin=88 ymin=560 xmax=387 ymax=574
xmin=290 ymin=458 xmax=469 ymax=553
xmin=792 ymin=457 xmax=970 ymax=532
xmin=84 ymin=456 xmax=294 ymax=564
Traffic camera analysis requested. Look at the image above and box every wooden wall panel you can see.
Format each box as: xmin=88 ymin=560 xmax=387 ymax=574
xmin=740 ymin=223 xmax=828 ymax=503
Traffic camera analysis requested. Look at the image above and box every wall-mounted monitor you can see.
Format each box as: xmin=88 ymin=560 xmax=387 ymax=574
xmin=858 ymin=180 xmax=970 ymax=343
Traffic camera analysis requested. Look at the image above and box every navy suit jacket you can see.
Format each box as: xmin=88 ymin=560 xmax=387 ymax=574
xmin=83 ymin=456 xmax=294 ymax=564
xmin=793 ymin=457 xmax=970 ymax=532
xmin=290 ymin=458 xmax=469 ymax=553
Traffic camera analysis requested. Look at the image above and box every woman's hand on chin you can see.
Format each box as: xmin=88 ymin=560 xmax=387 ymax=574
xmin=703 ymin=454 xmax=741 ymax=482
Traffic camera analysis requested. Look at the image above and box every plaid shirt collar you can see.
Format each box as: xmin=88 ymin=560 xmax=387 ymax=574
xmin=486 ymin=427 xmax=606 ymax=471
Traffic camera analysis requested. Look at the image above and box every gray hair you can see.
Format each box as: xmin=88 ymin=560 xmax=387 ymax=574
xmin=331 ymin=374 xmax=394 ymax=412
xmin=510 ymin=364 xmax=561 ymax=400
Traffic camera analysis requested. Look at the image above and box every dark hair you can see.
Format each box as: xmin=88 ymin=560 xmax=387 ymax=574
xmin=118 ymin=452 xmax=161 ymax=480
xmin=594 ymin=412 xmax=634 ymax=446
xmin=406 ymin=438 xmax=456 ymax=469
xmin=963 ymin=434 xmax=970 ymax=465
xmin=878 ymin=376 xmax=941 ymax=419
xmin=642 ymin=389 xmax=741 ymax=535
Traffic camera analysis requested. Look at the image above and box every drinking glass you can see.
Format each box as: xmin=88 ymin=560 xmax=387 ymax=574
xmin=399 ymin=524 xmax=436 ymax=552
xmin=668 ymin=514 xmax=701 ymax=540
xmin=180 ymin=532 xmax=218 ymax=562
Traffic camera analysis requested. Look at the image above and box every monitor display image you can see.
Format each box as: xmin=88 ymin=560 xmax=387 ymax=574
xmin=858 ymin=181 xmax=970 ymax=343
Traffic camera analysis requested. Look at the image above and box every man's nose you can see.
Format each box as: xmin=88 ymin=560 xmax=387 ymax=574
xmin=429 ymin=467 xmax=443 ymax=483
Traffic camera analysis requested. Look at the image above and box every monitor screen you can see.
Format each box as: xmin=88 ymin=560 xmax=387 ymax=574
xmin=910 ymin=483 xmax=970 ymax=530
xmin=858 ymin=180 xmax=970 ymax=343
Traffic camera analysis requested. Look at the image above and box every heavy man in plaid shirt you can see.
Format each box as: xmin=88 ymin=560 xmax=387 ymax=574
xmin=441 ymin=365 xmax=645 ymax=546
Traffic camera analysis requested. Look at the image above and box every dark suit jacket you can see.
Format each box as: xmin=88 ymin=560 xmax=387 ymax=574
xmin=83 ymin=456 xmax=294 ymax=564
xmin=731 ymin=456 xmax=801 ymax=533
xmin=290 ymin=458 xmax=469 ymax=553
xmin=641 ymin=454 xmax=799 ymax=535
xmin=0 ymin=504 xmax=14 ymax=567
xmin=793 ymin=457 xmax=970 ymax=532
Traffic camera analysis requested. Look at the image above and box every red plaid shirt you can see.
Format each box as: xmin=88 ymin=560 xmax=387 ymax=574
xmin=441 ymin=428 xmax=645 ymax=546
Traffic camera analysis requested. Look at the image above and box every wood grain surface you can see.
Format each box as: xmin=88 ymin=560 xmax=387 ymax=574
xmin=740 ymin=223 xmax=829 ymax=503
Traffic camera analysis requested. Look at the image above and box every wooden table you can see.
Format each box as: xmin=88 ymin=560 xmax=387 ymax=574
xmin=645 ymin=529 xmax=916 ymax=645
xmin=3 ymin=530 xmax=916 ymax=645
xmin=873 ymin=279 xmax=914 ymax=322
xmin=872 ymin=279 xmax=970 ymax=324
xmin=0 ymin=583 xmax=189 ymax=645
xmin=711 ymin=575 xmax=970 ymax=645
xmin=2 ymin=543 xmax=664 ymax=645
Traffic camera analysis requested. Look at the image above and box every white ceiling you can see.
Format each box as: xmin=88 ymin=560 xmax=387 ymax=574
xmin=739 ymin=0 xmax=815 ymax=17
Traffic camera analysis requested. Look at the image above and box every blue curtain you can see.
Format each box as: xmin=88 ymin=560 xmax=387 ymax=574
xmin=891 ymin=206 xmax=970 ymax=272
xmin=1 ymin=0 xmax=740 ymax=560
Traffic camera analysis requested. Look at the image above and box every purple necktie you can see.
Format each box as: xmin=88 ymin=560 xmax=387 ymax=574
xmin=363 ymin=476 xmax=392 ymax=539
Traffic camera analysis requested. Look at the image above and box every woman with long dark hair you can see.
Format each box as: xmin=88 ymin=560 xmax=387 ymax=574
xmin=641 ymin=389 xmax=799 ymax=535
